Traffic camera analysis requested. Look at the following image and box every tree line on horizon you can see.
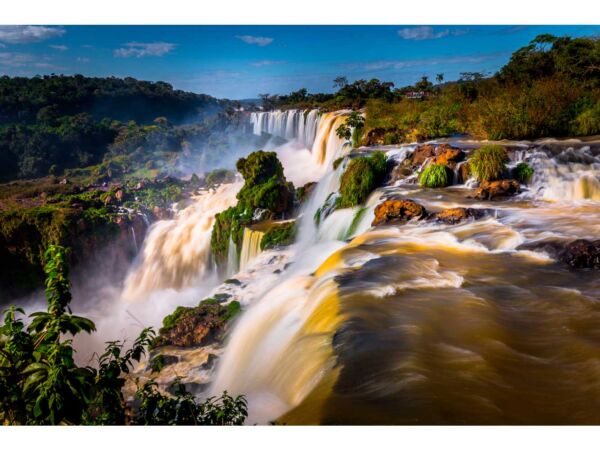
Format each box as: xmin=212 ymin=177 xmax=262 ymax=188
xmin=257 ymin=34 xmax=600 ymax=142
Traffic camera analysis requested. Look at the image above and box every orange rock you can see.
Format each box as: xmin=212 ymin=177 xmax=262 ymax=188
xmin=372 ymin=199 xmax=426 ymax=226
xmin=434 ymin=207 xmax=486 ymax=224
xmin=474 ymin=179 xmax=520 ymax=200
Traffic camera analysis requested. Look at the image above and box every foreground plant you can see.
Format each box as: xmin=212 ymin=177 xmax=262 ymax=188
xmin=418 ymin=164 xmax=453 ymax=188
xmin=469 ymin=145 xmax=509 ymax=182
xmin=0 ymin=244 xmax=247 ymax=425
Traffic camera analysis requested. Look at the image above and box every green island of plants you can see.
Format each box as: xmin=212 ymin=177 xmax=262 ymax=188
xmin=468 ymin=145 xmax=510 ymax=182
xmin=336 ymin=151 xmax=388 ymax=208
xmin=418 ymin=163 xmax=454 ymax=188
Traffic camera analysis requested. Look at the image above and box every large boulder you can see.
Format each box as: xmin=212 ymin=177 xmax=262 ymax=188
xmin=372 ymin=199 xmax=427 ymax=226
xmin=432 ymin=207 xmax=488 ymax=225
xmin=431 ymin=146 xmax=465 ymax=168
xmin=560 ymin=239 xmax=600 ymax=269
xmin=474 ymin=179 xmax=520 ymax=200
xmin=153 ymin=299 xmax=241 ymax=348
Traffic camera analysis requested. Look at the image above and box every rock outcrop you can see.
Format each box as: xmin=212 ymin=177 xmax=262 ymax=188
xmin=474 ymin=179 xmax=520 ymax=200
xmin=560 ymin=239 xmax=600 ymax=269
xmin=372 ymin=199 xmax=427 ymax=226
xmin=153 ymin=299 xmax=241 ymax=348
xmin=432 ymin=207 xmax=488 ymax=225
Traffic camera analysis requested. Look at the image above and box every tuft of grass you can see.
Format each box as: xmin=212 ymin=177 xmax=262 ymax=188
xmin=468 ymin=145 xmax=509 ymax=182
xmin=418 ymin=164 xmax=453 ymax=188
xmin=514 ymin=162 xmax=534 ymax=183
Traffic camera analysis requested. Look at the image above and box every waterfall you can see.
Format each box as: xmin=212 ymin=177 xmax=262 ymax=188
xmin=121 ymin=182 xmax=242 ymax=300
xmin=239 ymin=227 xmax=265 ymax=272
xmin=250 ymin=109 xmax=320 ymax=148
xmin=130 ymin=226 xmax=138 ymax=253
xmin=225 ymin=235 xmax=239 ymax=278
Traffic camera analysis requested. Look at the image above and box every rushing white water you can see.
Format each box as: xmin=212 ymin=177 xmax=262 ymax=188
xmin=121 ymin=182 xmax=242 ymax=300
xmin=239 ymin=228 xmax=265 ymax=272
xmin=251 ymin=109 xmax=320 ymax=148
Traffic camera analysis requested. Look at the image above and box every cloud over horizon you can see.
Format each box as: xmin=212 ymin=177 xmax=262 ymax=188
xmin=235 ymin=35 xmax=274 ymax=46
xmin=0 ymin=26 xmax=65 ymax=44
xmin=114 ymin=42 xmax=176 ymax=58
xmin=397 ymin=26 xmax=467 ymax=41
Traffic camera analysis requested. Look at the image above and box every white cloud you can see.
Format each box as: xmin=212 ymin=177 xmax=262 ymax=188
xmin=0 ymin=52 xmax=35 ymax=67
xmin=236 ymin=35 xmax=274 ymax=46
xmin=49 ymin=44 xmax=68 ymax=51
xmin=343 ymin=53 xmax=503 ymax=72
xmin=397 ymin=26 xmax=467 ymax=41
xmin=250 ymin=59 xmax=284 ymax=67
xmin=114 ymin=42 xmax=176 ymax=58
xmin=77 ymin=57 xmax=91 ymax=63
xmin=0 ymin=26 xmax=65 ymax=44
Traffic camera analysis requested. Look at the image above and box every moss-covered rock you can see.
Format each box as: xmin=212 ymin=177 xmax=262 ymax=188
xmin=260 ymin=221 xmax=297 ymax=250
xmin=153 ymin=298 xmax=242 ymax=348
xmin=211 ymin=151 xmax=295 ymax=271
xmin=336 ymin=151 xmax=387 ymax=209
xmin=236 ymin=151 xmax=293 ymax=214
xmin=205 ymin=168 xmax=236 ymax=187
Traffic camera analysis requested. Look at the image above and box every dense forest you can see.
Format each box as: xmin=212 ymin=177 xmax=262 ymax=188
xmin=260 ymin=34 xmax=600 ymax=143
xmin=0 ymin=75 xmax=238 ymax=182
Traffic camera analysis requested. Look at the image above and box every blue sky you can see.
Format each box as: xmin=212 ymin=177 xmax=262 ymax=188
xmin=0 ymin=25 xmax=598 ymax=99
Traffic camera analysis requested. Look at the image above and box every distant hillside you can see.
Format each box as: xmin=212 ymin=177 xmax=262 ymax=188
xmin=0 ymin=74 xmax=227 ymax=126
xmin=0 ymin=75 xmax=239 ymax=182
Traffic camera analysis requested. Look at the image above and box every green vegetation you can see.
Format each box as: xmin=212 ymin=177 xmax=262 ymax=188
xmin=0 ymin=176 xmax=193 ymax=299
xmin=0 ymin=245 xmax=247 ymax=425
xmin=418 ymin=164 xmax=453 ymax=188
xmin=260 ymin=221 xmax=297 ymax=250
xmin=335 ymin=111 xmax=366 ymax=147
xmin=514 ymin=162 xmax=535 ymax=183
xmin=135 ymin=382 xmax=247 ymax=425
xmin=159 ymin=298 xmax=241 ymax=336
xmin=336 ymin=151 xmax=387 ymax=208
xmin=205 ymin=168 xmax=236 ymax=187
xmin=211 ymin=151 xmax=294 ymax=269
xmin=469 ymin=145 xmax=509 ymax=182
xmin=268 ymin=35 xmax=600 ymax=142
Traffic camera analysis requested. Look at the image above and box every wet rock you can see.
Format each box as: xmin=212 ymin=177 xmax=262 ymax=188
xmin=152 ymin=205 xmax=170 ymax=220
xmin=372 ymin=199 xmax=427 ymax=226
xmin=296 ymin=181 xmax=317 ymax=204
xmin=474 ymin=179 xmax=520 ymax=200
xmin=432 ymin=207 xmax=488 ymax=225
xmin=389 ymin=159 xmax=414 ymax=183
xmin=561 ymin=239 xmax=600 ymax=269
xmin=412 ymin=144 xmax=438 ymax=166
xmin=458 ymin=162 xmax=471 ymax=184
xmin=199 ymin=353 xmax=218 ymax=371
xmin=153 ymin=300 xmax=241 ymax=348
xmin=431 ymin=146 xmax=465 ymax=168
xmin=252 ymin=208 xmax=273 ymax=222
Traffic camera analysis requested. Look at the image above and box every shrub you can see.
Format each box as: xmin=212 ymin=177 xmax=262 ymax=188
xmin=514 ymin=162 xmax=534 ymax=183
xmin=418 ymin=164 xmax=453 ymax=188
xmin=336 ymin=151 xmax=387 ymax=209
xmin=468 ymin=145 xmax=509 ymax=181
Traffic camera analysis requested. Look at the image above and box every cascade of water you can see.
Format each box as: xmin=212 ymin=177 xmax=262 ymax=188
xmin=250 ymin=110 xmax=320 ymax=148
xmin=121 ymin=182 xmax=242 ymax=300
xmin=526 ymin=146 xmax=600 ymax=201
xmin=225 ymin=236 xmax=239 ymax=278
xmin=239 ymin=228 xmax=266 ymax=272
